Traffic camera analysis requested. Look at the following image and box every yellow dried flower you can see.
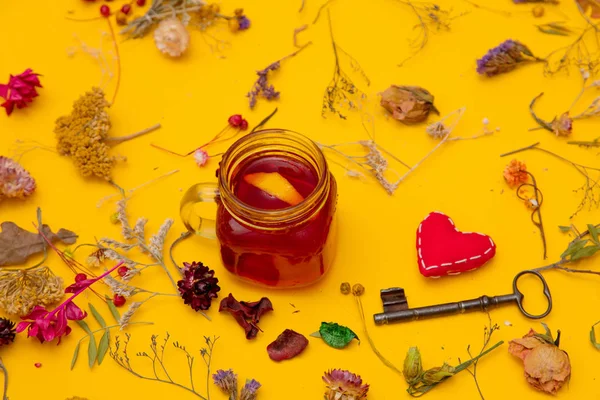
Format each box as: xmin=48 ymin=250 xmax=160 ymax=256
xmin=54 ymin=87 xmax=115 ymax=180
xmin=0 ymin=266 xmax=64 ymax=317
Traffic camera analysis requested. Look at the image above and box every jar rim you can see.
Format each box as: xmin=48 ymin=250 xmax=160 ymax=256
xmin=218 ymin=128 xmax=330 ymax=226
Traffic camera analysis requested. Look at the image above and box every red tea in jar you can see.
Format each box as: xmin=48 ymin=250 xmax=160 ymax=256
xmin=217 ymin=153 xmax=337 ymax=288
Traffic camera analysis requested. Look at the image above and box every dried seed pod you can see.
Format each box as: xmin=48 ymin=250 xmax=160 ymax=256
xmin=153 ymin=17 xmax=190 ymax=57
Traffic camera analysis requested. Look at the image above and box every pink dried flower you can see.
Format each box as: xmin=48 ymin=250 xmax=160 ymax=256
xmin=323 ymin=369 xmax=369 ymax=400
xmin=0 ymin=156 xmax=36 ymax=200
xmin=194 ymin=149 xmax=209 ymax=167
xmin=0 ymin=69 xmax=42 ymax=115
xmin=16 ymin=261 xmax=123 ymax=344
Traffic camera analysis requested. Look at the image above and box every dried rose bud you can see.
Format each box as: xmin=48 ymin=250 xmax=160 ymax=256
xmin=551 ymin=112 xmax=573 ymax=136
xmin=340 ymin=282 xmax=351 ymax=295
xmin=509 ymin=325 xmax=571 ymax=395
xmin=380 ymin=85 xmax=439 ymax=124
xmin=421 ymin=363 xmax=455 ymax=385
xmin=403 ymin=347 xmax=423 ymax=385
xmin=352 ymin=283 xmax=365 ymax=296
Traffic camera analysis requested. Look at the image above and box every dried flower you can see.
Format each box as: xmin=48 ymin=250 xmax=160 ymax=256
xmin=322 ymin=369 xmax=369 ymax=400
xmin=240 ymin=379 xmax=261 ymax=400
xmin=352 ymin=283 xmax=365 ymax=297
xmin=509 ymin=325 xmax=571 ymax=394
xmin=551 ymin=112 xmax=573 ymax=136
xmin=219 ymin=294 xmax=273 ymax=339
xmin=477 ymin=40 xmax=540 ymax=77
xmin=194 ymin=148 xmax=209 ymax=167
xmin=154 ymin=17 xmax=190 ymax=57
xmin=177 ymin=261 xmax=220 ymax=312
xmin=86 ymin=248 xmax=107 ymax=268
xmin=238 ymin=16 xmax=251 ymax=31
xmin=340 ymin=282 xmax=351 ymax=295
xmin=0 ymin=156 xmax=36 ymax=200
xmin=148 ymin=218 xmax=174 ymax=260
xmin=380 ymin=85 xmax=439 ymax=124
xmin=403 ymin=347 xmax=423 ymax=385
xmin=503 ymin=159 xmax=529 ymax=187
xmin=0 ymin=69 xmax=42 ymax=115
xmin=0 ymin=318 xmax=16 ymax=346
xmin=0 ymin=266 xmax=64 ymax=317
xmin=532 ymin=6 xmax=545 ymax=17
xmin=119 ymin=301 xmax=142 ymax=329
xmin=213 ymin=369 xmax=238 ymax=399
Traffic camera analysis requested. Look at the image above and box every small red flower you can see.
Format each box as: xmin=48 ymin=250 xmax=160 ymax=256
xmin=0 ymin=69 xmax=42 ymax=116
xmin=16 ymin=304 xmax=86 ymax=344
xmin=228 ymin=114 xmax=243 ymax=127
xmin=240 ymin=119 xmax=249 ymax=130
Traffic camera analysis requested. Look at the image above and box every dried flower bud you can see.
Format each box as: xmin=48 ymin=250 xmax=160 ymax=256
xmin=503 ymin=159 xmax=528 ymax=187
xmin=380 ymin=85 xmax=439 ymax=124
xmin=115 ymin=11 xmax=128 ymax=26
xmin=403 ymin=347 xmax=423 ymax=385
xmin=154 ymin=17 xmax=190 ymax=57
xmin=532 ymin=6 xmax=544 ymax=17
xmin=109 ymin=212 xmax=119 ymax=224
xmin=340 ymin=282 xmax=351 ymax=295
xmin=228 ymin=18 xmax=240 ymax=32
xmin=421 ymin=363 xmax=455 ymax=385
xmin=551 ymin=112 xmax=573 ymax=136
xmin=352 ymin=283 xmax=365 ymax=296
xmin=477 ymin=39 xmax=538 ymax=77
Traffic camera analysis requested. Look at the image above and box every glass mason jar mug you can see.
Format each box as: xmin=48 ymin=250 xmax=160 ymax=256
xmin=180 ymin=129 xmax=338 ymax=288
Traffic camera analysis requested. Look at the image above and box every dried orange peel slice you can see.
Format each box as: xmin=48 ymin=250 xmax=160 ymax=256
xmin=244 ymin=172 xmax=304 ymax=206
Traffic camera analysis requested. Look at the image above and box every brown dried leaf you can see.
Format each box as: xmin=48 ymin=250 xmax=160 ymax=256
xmin=577 ymin=0 xmax=600 ymax=18
xmin=0 ymin=222 xmax=78 ymax=266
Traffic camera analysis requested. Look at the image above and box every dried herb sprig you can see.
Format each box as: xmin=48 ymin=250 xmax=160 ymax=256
xmin=120 ymin=0 xmax=203 ymax=39
xmin=110 ymin=333 xmax=218 ymax=399
xmin=462 ymin=315 xmax=500 ymax=400
xmin=501 ymin=142 xmax=600 ymax=218
xmin=543 ymin=20 xmax=600 ymax=76
xmin=247 ymin=45 xmax=311 ymax=109
xmin=397 ymin=1 xmax=466 ymax=67
xmin=322 ymin=10 xmax=370 ymax=119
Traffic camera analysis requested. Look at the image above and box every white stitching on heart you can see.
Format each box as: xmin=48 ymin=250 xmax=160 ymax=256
xmin=417 ymin=211 xmax=495 ymax=276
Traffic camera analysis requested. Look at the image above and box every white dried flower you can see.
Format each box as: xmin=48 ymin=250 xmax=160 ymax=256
xmin=104 ymin=274 xmax=137 ymax=297
xmin=133 ymin=217 xmax=148 ymax=239
xmin=154 ymin=17 xmax=190 ymax=57
xmin=194 ymin=148 xmax=209 ymax=167
xmin=426 ymin=121 xmax=450 ymax=139
xmin=148 ymin=219 xmax=174 ymax=260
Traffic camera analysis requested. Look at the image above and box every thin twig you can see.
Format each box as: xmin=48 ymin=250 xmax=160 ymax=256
xmin=0 ymin=358 xmax=7 ymax=400
xmin=106 ymin=124 xmax=162 ymax=145
xmin=313 ymin=0 xmax=334 ymax=24
xmin=106 ymin=19 xmax=121 ymax=105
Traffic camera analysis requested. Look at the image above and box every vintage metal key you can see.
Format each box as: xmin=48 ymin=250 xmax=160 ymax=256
xmin=373 ymin=270 xmax=552 ymax=325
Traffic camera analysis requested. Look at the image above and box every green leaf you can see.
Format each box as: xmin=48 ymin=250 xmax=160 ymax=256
xmin=558 ymin=225 xmax=571 ymax=232
xmin=88 ymin=332 xmax=98 ymax=368
xmin=588 ymin=224 xmax=599 ymax=245
xmin=89 ymin=303 xmax=107 ymax=328
xmin=76 ymin=319 xmax=92 ymax=335
xmin=570 ymin=245 xmax=600 ymax=261
xmin=591 ymin=322 xmax=600 ymax=350
xmin=309 ymin=331 xmax=322 ymax=338
xmin=560 ymin=239 xmax=588 ymax=259
xmin=317 ymin=322 xmax=359 ymax=349
xmin=105 ymin=295 xmax=121 ymax=323
xmin=97 ymin=330 xmax=110 ymax=365
xmin=71 ymin=341 xmax=81 ymax=370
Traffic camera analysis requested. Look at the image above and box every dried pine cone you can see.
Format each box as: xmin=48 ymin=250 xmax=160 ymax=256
xmin=0 ymin=317 xmax=16 ymax=346
xmin=154 ymin=17 xmax=190 ymax=57
xmin=177 ymin=262 xmax=220 ymax=311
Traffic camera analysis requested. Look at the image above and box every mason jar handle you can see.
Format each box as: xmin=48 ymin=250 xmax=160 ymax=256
xmin=180 ymin=183 xmax=219 ymax=240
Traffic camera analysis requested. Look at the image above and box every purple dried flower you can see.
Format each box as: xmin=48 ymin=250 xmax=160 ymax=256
xmin=0 ymin=156 xmax=36 ymax=200
xmin=213 ymin=369 xmax=238 ymax=399
xmin=247 ymin=62 xmax=281 ymax=109
xmin=238 ymin=16 xmax=251 ymax=30
xmin=476 ymin=39 xmax=539 ymax=77
xmin=240 ymin=379 xmax=261 ymax=400
xmin=177 ymin=261 xmax=220 ymax=312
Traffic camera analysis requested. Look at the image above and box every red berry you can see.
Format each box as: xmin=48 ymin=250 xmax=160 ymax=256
xmin=136 ymin=0 xmax=146 ymax=5
xmin=113 ymin=294 xmax=126 ymax=307
xmin=100 ymin=4 xmax=110 ymax=17
xmin=239 ymin=119 xmax=249 ymax=130
xmin=34 ymin=363 xmax=42 ymax=368
xmin=228 ymin=114 xmax=243 ymax=127
xmin=121 ymin=4 xmax=131 ymax=14
xmin=118 ymin=266 xmax=129 ymax=277
xmin=75 ymin=273 xmax=87 ymax=282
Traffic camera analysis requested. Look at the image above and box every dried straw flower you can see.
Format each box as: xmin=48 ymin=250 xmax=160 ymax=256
xmin=0 ymin=156 xmax=36 ymax=200
xmin=86 ymin=248 xmax=107 ymax=268
xmin=380 ymin=85 xmax=439 ymax=124
xmin=322 ymin=369 xmax=369 ymax=400
xmin=0 ymin=266 xmax=64 ymax=317
xmin=240 ymin=379 xmax=261 ymax=400
xmin=340 ymin=282 xmax=351 ymax=295
xmin=177 ymin=261 xmax=220 ymax=312
xmin=503 ymin=159 xmax=529 ymax=187
xmin=551 ymin=112 xmax=573 ymax=136
xmin=154 ymin=17 xmax=190 ymax=57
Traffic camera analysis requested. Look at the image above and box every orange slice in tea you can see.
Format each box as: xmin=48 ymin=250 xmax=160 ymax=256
xmin=244 ymin=172 xmax=305 ymax=206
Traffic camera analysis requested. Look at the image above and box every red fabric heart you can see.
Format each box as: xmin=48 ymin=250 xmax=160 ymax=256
xmin=416 ymin=211 xmax=496 ymax=278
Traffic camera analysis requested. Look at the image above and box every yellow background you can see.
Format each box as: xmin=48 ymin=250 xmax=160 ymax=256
xmin=1 ymin=0 xmax=600 ymax=398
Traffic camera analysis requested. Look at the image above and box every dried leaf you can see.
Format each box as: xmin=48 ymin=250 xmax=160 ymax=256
xmin=536 ymin=22 xmax=572 ymax=36
xmin=577 ymin=0 xmax=600 ymax=18
xmin=71 ymin=341 xmax=81 ymax=370
xmin=219 ymin=294 xmax=273 ymax=340
xmin=105 ymin=295 xmax=121 ymax=323
xmin=558 ymin=225 xmax=571 ymax=232
xmin=89 ymin=303 xmax=106 ymax=328
xmin=97 ymin=330 xmax=110 ymax=365
xmin=590 ymin=322 xmax=600 ymax=350
xmin=0 ymin=221 xmax=77 ymax=266
xmin=560 ymin=239 xmax=588 ymax=259
xmin=267 ymin=329 xmax=309 ymax=361
xmin=317 ymin=322 xmax=359 ymax=349
xmin=588 ymin=224 xmax=599 ymax=244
